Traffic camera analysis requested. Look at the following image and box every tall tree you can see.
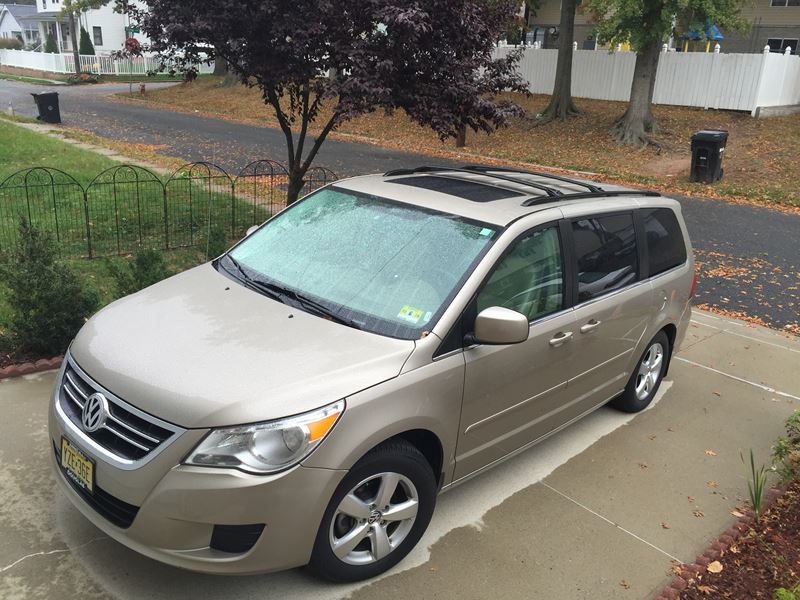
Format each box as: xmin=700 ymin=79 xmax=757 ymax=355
xmin=537 ymin=0 xmax=580 ymax=122
xmin=123 ymin=0 xmax=528 ymax=203
xmin=60 ymin=0 xmax=109 ymax=76
xmin=78 ymin=26 xmax=95 ymax=55
xmin=588 ymin=0 xmax=747 ymax=146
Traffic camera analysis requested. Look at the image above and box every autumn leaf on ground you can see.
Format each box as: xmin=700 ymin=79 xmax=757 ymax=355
xmin=688 ymin=495 xmax=695 ymax=503
xmin=698 ymin=584 xmax=718 ymax=594
xmin=429 ymin=565 xmax=439 ymax=573
xmin=729 ymin=544 xmax=740 ymax=554
xmin=638 ymin=462 xmax=648 ymax=469
xmin=619 ymin=580 xmax=631 ymax=589
xmin=707 ymin=480 xmax=718 ymax=488
xmin=693 ymin=509 xmax=705 ymax=517
xmin=731 ymin=510 xmax=745 ymax=518
xmin=705 ymin=450 xmax=718 ymax=456
xmin=712 ymin=391 xmax=721 ymax=397
xmin=648 ymin=434 xmax=657 ymax=441
xmin=661 ymin=522 xmax=671 ymax=529
xmin=707 ymin=561 xmax=723 ymax=573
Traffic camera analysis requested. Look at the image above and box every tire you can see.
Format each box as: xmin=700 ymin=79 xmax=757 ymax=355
xmin=308 ymin=440 xmax=437 ymax=582
xmin=610 ymin=331 xmax=670 ymax=413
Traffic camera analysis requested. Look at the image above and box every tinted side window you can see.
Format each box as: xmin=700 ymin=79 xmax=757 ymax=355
xmin=642 ymin=208 xmax=687 ymax=276
xmin=572 ymin=214 xmax=638 ymax=302
xmin=477 ymin=226 xmax=563 ymax=321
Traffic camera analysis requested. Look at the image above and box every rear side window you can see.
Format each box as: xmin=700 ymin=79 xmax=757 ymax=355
xmin=572 ymin=214 xmax=638 ymax=302
xmin=642 ymin=208 xmax=687 ymax=276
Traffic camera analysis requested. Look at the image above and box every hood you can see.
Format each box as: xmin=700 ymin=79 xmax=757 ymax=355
xmin=70 ymin=263 xmax=415 ymax=428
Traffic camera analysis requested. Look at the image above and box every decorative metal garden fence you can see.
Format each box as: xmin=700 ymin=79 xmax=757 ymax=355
xmin=0 ymin=160 xmax=337 ymax=258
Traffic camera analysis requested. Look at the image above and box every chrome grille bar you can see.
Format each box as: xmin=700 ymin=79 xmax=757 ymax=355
xmin=56 ymin=354 xmax=184 ymax=467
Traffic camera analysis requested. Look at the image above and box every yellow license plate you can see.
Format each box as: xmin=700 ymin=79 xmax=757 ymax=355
xmin=61 ymin=437 xmax=94 ymax=493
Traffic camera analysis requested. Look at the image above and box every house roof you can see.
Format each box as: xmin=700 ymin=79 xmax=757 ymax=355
xmin=0 ymin=3 xmax=37 ymax=23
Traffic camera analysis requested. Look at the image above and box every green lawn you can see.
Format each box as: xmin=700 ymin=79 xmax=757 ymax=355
xmin=0 ymin=119 xmax=120 ymax=184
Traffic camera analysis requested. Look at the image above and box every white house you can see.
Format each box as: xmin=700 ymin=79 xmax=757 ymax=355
xmin=18 ymin=0 xmax=147 ymax=54
xmin=0 ymin=4 xmax=39 ymax=47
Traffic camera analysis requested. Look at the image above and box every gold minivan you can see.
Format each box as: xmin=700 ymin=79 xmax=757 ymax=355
xmin=49 ymin=166 xmax=694 ymax=581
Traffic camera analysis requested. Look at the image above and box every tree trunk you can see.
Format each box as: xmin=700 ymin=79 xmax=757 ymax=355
xmin=68 ymin=12 xmax=80 ymax=77
xmin=286 ymin=169 xmax=306 ymax=205
xmin=537 ymin=0 xmax=579 ymax=122
xmin=212 ymin=51 xmax=227 ymax=76
xmin=455 ymin=123 xmax=467 ymax=148
xmin=612 ymin=37 xmax=662 ymax=146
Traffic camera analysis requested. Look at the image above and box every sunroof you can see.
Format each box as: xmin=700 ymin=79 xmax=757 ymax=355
xmin=388 ymin=175 xmax=519 ymax=202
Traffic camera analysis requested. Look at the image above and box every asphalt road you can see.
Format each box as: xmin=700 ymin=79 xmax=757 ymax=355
xmin=1 ymin=80 xmax=798 ymax=330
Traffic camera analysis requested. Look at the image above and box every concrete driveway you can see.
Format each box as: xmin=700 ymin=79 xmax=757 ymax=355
xmin=1 ymin=309 xmax=798 ymax=599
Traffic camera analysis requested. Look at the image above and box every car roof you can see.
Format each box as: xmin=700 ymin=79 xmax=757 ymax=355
xmin=331 ymin=166 xmax=672 ymax=227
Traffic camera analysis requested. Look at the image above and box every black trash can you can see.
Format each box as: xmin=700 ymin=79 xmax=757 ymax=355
xmin=31 ymin=92 xmax=61 ymax=124
xmin=690 ymin=129 xmax=727 ymax=183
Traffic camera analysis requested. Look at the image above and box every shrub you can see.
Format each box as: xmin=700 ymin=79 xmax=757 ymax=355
xmin=773 ymin=410 xmax=800 ymax=481
xmin=109 ymin=248 xmax=172 ymax=297
xmin=775 ymin=585 xmax=800 ymax=600
xmin=78 ymin=26 xmax=95 ymax=55
xmin=206 ymin=224 xmax=230 ymax=259
xmin=0 ymin=220 xmax=99 ymax=355
xmin=44 ymin=32 xmax=58 ymax=54
xmin=0 ymin=38 xmax=23 ymax=50
xmin=66 ymin=71 xmax=100 ymax=84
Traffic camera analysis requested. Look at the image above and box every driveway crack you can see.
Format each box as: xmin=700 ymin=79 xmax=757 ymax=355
xmin=0 ymin=536 xmax=108 ymax=574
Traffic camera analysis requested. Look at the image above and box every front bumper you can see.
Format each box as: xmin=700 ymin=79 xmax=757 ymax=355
xmin=49 ymin=369 xmax=346 ymax=575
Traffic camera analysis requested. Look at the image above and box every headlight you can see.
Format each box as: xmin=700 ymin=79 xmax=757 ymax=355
xmin=184 ymin=400 xmax=344 ymax=474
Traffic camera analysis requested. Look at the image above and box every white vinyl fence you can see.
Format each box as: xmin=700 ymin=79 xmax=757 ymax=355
xmin=0 ymin=49 xmax=215 ymax=76
xmin=494 ymin=45 xmax=800 ymax=115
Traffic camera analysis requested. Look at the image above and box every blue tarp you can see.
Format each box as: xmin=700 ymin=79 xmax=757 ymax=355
xmin=683 ymin=21 xmax=725 ymax=41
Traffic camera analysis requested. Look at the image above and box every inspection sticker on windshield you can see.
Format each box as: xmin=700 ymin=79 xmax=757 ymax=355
xmin=398 ymin=305 xmax=424 ymax=324
xmin=479 ymin=227 xmax=493 ymax=237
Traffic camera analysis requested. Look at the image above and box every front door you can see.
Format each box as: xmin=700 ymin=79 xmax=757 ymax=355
xmin=455 ymin=224 xmax=576 ymax=480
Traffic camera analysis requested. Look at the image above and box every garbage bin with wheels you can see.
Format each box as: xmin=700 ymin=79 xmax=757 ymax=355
xmin=689 ymin=129 xmax=727 ymax=183
xmin=31 ymin=92 xmax=61 ymax=124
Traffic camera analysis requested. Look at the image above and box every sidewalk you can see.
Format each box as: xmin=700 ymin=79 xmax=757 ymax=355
xmin=1 ymin=310 xmax=798 ymax=600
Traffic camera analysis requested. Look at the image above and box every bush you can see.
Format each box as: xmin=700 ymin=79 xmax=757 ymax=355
xmin=66 ymin=71 xmax=100 ymax=84
xmin=0 ymin=220 xmax=99 ymax=356
xmin=44 ymin=32 xmax=58 ymax=54
xmin=109 ymin=248 xmax=172 ymax=296
xmin=206 ymin=224 xmax=230 ymax=259
xmin=775 ymin=585 xmax=800 ymax=600
xmin=78 ymin=26 xmax=95 ymax=55
xmin=773 ymin=410 xmax=800 ymax=481
xmin=0 ymin=38 xmax=23 ymax=50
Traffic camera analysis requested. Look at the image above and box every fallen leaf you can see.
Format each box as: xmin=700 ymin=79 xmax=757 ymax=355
xmin=729 ymin=544 xmax=740 ymax=554
xmin=648 ymin=434 xmax=657 ymax=440
xmin=661 ymin=522 xmax=671 ymax=529
xmin=698 ymin=584 xmax=718 ymax=594
xmin=705 ymin=449 xmax=718 ymax=456
xmin=688 ymin=495 xmax=695 ymax=503
xmin=707 ymin=480 xmax=718 ymax=488
xmin=619 ymin=580 xmax=631 ymax=589
xmin=712 ymin=391 xmax=721 ymax=397
xmin=693 ymin=509 xmax=705 ymax=517
xmin=639 ymin=462 xmax=649 ymax=469
xmin=707 ymin=560 xmax=723 ymax=573
xmin=429 ymin=565 xmax=439 ymax=572
xmin=731 ymin=510 xmax=745 ymax=518
xmin=667 ymin=427 xmax=675 ymax=432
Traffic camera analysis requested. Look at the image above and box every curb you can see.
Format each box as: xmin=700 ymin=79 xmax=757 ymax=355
xmin=653 ymin=485 xmax=787 ymax=600
xmin=0 ymin=356 xmax=63 ymax=380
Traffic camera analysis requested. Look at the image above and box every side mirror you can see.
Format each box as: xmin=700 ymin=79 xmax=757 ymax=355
xmin=471 ymin=306 xmax=529 ymax=345
xmin=245 ymin=225 xmax=259 ymax=237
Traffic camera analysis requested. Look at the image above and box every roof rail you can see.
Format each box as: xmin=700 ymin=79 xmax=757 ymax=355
xmin=522 ymin=189 xmax=661 ymax=206
xmin=383 ymin=165 xmax=564 ymax=197
xmin=460 ymin=164 xmax=603 ymax=194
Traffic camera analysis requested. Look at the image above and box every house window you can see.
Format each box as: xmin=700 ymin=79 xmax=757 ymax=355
xmin=767 ymin=38 xmax=799 ymax=53
xmin=771 ymin=0 xmax=800 ymax=5
xmin=92 ymin=26 xmax=103 ymax=46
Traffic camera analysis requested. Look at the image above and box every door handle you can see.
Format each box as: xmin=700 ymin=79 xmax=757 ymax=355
xmin=580 ymin=319 xmax=602 ymax=334
xmin=549 ymin=331 xmax=573 ymax=347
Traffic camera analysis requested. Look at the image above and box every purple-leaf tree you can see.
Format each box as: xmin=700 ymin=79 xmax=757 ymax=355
xmin=122 ymin=0 xmax=528 ymax=203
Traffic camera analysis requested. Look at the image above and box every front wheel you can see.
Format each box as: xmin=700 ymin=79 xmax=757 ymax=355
xmin=611 ymin=331 xmax=669 ymax=413
xmin=308 ymin=440 xmax=436 ymax=582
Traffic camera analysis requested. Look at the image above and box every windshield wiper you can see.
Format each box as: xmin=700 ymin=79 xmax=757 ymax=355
xmin=221 ymin=255 xmax=362 ymax=329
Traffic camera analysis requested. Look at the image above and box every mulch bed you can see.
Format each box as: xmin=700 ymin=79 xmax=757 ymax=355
xmin=676 ymin=480 xmax=800 ymax=599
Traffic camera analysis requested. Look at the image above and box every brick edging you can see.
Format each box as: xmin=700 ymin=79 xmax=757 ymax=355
xmin=653 ymin=485 xmax=788 ymax=600
xmin=0 ymin=356 xmax=63 ymax=380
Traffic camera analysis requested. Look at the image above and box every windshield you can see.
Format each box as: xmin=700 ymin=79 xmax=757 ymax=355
xmin=225 ymin=186 xmax=499 ymax=339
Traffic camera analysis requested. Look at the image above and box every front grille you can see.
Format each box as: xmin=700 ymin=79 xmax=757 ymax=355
xmin=53 ymin=442 xmax=140 ymax=528
xmin=58 ymin=356 xmax=182 ymax=464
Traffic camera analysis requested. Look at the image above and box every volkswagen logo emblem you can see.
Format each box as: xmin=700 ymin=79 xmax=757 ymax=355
xmin=81 ymin=393 xmax=109 ymax=433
